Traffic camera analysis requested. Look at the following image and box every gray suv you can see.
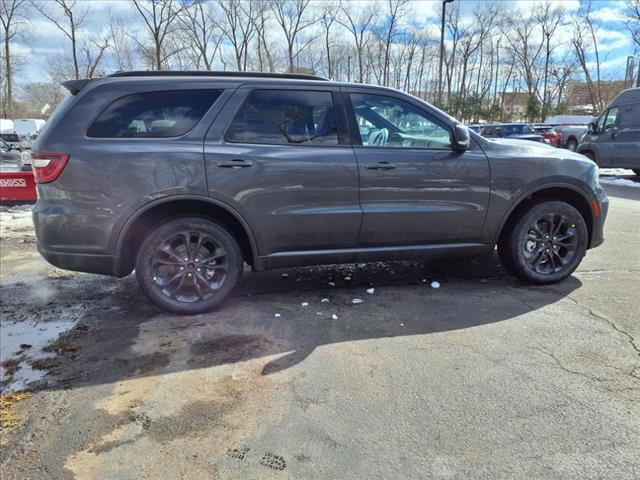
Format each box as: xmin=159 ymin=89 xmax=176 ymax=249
xmin=31 ymin=72 xmax=608 ymax=314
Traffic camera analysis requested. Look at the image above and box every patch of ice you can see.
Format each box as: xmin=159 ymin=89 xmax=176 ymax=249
xmin=321 ymin=298 xmax=329 ymax=303
xmin=331 ymin=314 xmax=338 ymax=320
xmin=431 ymin=281 xmax=440 ymax=289
xmin=281 ymin=273 xmax=288 ymax=278
xmin=1 ymin=319 xmax=79 ymax=391
xmin=301 ymin=302 xmax=309 ymax=306
xmin=328 ymin=282 xmax=335 ymax=286
xmin=599 ymin=177 xmax=640 ymax=189
xmin=274 ymin=313 xmax=281 ymax=318
xmin=352 ymin=298 xmax=363 ymax=304
xmin=366 ymin=288 xmax=375 ymax=294
xmin=344 ymin=276 xmax=351 ymax=281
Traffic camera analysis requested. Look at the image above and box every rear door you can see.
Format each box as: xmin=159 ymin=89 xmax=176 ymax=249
xmin=204 ymin=85 xmax=361 ymax=256
xmin=344 ymin=89 xmax=490 ymax=246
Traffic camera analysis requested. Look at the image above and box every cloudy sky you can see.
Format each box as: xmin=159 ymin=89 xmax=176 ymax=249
xmin=11 ymin=0 xmax=637 ymax=85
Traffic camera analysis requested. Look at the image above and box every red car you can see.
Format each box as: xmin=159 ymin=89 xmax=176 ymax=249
xmin=532 ymin=125 xmax=562 ymax=147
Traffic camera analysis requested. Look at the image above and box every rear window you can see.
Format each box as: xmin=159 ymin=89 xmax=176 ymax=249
xmin=1 ymin=134 xmax=20 ymax=142
xmin=87 ymin=90 xmax=222 ymax=138
xmin=225 ymin=90 xmax=338 ymax=145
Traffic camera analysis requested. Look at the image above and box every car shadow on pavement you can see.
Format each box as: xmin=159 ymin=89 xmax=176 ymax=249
xmin=0 ymin=252 xmax=584 ymax=393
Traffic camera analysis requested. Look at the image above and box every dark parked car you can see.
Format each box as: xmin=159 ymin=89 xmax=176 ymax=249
xmin=0 ymin=133 xmax=22 ymax=150
xmin=30 ymin=71 xmax=608 ymax=314
xmin=577 ymin=87 xmax=640 ymax=176
xmin=482 ymin=123 xmax=546 ymax=143
xmin=0 ymin=138 xmax=22 ymax=168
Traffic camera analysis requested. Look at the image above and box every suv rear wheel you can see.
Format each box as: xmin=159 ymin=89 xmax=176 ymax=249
xmin=498 ymin=201 xmax=588 ymax=284
xmin=566 ymin=137 xmax=578 ymax=151
xmin=135 ymin=217 xmax=243 ymax=314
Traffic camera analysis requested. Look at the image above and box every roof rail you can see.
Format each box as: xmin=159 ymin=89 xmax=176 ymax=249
xmin=108 ymin=70 xmax=328 ymax=81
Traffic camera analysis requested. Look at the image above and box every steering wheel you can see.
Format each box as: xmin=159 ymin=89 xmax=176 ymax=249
xmin=370 ymin=128 xmax=389 ymax=147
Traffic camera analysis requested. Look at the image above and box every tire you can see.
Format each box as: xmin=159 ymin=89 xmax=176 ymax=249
xmin=498 ymin=201 xmax=588 ymax=285
xmin=135 ymin=217 xmax=243 ymax=314
xmin=582 ymin=151 xmax=596 ymax=163
xmin=566 ymin=137 xmax=578 ymax=152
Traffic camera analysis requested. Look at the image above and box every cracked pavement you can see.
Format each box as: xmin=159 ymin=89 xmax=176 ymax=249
xmin=1 ymin=179 xmax=639 ymax=479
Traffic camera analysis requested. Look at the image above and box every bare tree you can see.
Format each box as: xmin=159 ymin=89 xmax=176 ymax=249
xmin=213 ymin=0 xmax=256 ymax=71
xmin=177 ymin=0 xmax=222 ymax=70
xmin=253 ymin=2 xmax=275 ymax=72
xmin=131 ymin=0 xmax=184 ymax=70
xmin=270 ymin=0 xmax=318 ymax=73
xmin=377 ymin=0 xmax=409 ymax=86
xmin=572 ymin=3 xmax=605 ymax=112
xmin=107 ymin=12 xmax=139 ymax=72
xmin=626 ymin=0 xmax=640 ymax=54
xmin=335 ymin=0 xmax=379 ymax=83
xmin=0 ymin=0 xmax=29 ymax=117
xmin=319 ymin=4 xmax=335 ymax=79
xmin=31 ymin=0 xmax=88 ymax=79
xmin=537 ymin=2 xmax=564 ymax=120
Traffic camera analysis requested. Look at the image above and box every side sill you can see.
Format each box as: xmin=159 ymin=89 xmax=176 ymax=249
xmin=253 ymin=243 xmax=493 ymax=271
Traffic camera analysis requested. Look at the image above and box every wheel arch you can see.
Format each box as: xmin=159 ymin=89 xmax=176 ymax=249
xmin=114 ymin=195 xmax=258 ymax=277
xmin=495 ymin=184 xmax=596 ymax=248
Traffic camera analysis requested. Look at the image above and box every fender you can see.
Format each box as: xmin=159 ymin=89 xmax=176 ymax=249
xmin=113 ymin=194 xmax=260 ymax=273
xmin=490 ymin=179 xmax=597 ymax=246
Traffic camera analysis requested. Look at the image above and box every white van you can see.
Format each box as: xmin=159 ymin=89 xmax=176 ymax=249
xmin=0 ymin=119 xmax=14 ymax=133
xmin=13 ymin=119 xmax=46 ymax=137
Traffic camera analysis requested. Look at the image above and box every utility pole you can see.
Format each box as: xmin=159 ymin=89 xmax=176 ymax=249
xmin=438 ymin=0 xmax=454 ymax=107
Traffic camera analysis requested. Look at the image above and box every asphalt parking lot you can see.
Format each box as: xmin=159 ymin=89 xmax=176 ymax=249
xmin=1 ymin=171 xmax=639 ymax=480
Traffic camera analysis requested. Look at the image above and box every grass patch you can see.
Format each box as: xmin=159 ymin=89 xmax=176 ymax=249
xmin=0 ymin=391 xmax=31 ymax=447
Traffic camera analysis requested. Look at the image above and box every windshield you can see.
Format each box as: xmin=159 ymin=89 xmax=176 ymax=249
xmin=502 ymin=124 xmax=533 ymax=135
xmin=0 ymin=139 xmax=9 ymax=151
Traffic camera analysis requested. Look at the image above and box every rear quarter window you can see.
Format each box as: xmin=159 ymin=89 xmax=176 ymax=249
xmin=87 ymin=90 xmax=222 ymax=138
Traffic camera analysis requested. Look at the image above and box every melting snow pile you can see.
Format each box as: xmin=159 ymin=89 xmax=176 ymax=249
xmin=0 ymin=205 xmax=34 ymax=239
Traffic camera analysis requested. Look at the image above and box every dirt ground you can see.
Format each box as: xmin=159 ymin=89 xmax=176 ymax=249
xmin=1 ymin=171 xmax=639 ymax=479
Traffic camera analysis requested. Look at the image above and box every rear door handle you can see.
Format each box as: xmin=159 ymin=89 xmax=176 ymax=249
xmin=366 ymin=161 xmax=396 ymax=170
xmin=218 ymin=159 xmax=253 ymax=169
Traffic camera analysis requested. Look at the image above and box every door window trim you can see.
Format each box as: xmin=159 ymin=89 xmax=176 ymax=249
xmin=343 ymin=90 xmax=454 ymax=151
xmin=222 ymin=88 xmax=350 ymax=148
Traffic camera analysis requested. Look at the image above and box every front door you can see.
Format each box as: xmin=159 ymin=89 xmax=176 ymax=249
xmin=204 ymin=86 xmax=361 ymax=256
xmin=344 ymin=90 xmax=491 ymax=246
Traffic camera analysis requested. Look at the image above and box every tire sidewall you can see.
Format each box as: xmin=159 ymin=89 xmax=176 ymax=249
xmin=135 ymin=217 xmax=243 ymax=314
xmin=508 ymin=201 xmax=588 ymax=284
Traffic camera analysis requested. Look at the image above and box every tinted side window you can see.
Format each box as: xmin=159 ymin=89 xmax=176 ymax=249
xmin=225 ymin=90 xmax=338 ymax=145
xmin=349 ymin=93 xmax=452 ymax=148
xmin=87 ymin=90 xmax=222 ymax=138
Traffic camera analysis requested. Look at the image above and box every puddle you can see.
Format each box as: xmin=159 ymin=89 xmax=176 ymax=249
xmin=0 ymin=319 xmax=79 ymax=391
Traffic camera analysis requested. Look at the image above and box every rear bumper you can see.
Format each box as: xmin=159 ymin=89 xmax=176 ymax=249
xmin=37 ymin=246 xmax=117 ymax=276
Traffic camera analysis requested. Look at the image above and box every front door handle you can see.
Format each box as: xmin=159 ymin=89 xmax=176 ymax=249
xmin=218 ymin=159 xmax=253 ymax=169
xmin=366 ymin=161 xmax=396 ymax=170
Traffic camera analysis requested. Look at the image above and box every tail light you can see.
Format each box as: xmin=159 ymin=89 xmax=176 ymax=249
xmin=29 ymin=153 xmax=69 ymax=183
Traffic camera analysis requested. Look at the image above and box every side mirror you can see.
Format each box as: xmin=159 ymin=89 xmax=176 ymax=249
xmin=588 ymin=122 xmax=597 ymax=134
xmin=454 ymin=124 xmax=470 ymax=151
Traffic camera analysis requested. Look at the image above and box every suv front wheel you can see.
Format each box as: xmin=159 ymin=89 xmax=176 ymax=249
xmin=498 ymin=201 xmax=588 ymax=284
xmin=135 ymin=217 xmax=243 ymax=314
